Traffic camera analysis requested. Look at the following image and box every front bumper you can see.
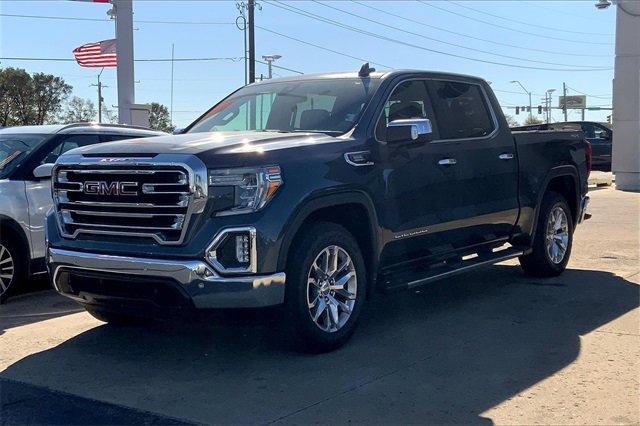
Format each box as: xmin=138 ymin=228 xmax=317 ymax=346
xmin=48 ymin=248 xmax=286 ymax=310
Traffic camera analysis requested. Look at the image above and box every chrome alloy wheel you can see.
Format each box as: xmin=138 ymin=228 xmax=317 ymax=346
xmin=545 ymin=206 xmax=569 ymax=264
xmin=0 ymin=244 xmax=14 ymax=295
xmin=306 ymin=245 xmax=357 ymax=333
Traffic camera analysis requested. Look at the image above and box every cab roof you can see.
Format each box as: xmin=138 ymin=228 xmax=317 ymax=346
xmin=248 ymin=69 xmax=488 ymax=86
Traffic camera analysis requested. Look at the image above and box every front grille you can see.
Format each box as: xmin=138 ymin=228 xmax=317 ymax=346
xmin=53 ymin=164 xmax=195 ymax=244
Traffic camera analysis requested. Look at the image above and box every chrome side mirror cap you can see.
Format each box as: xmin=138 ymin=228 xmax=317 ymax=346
xmin=386 ymin=118 xmax=433 ymax=143
xmin=33 ymin=163 xmax=54 ymax=179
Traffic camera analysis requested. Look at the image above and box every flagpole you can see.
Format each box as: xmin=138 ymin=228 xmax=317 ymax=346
xmin=114 ymin=0 xmax=135 ymax=124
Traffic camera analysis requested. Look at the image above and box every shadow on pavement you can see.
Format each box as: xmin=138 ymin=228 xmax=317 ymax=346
xmin=1 ymin=265 xmax=637 ymax=424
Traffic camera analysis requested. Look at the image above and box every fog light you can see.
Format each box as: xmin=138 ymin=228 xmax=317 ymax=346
xmin=206 ymin=227 xmax=256 ymax=273
xmin=236 ymin=235 xmax=250 ymax=263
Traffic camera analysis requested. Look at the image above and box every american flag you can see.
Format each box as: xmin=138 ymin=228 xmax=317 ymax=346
xmin=73 ymin=39 xmax=117 ymax=67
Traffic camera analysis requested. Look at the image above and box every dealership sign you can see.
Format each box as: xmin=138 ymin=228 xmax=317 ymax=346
xmin=559 ymin=95 xmax=587 ymax=109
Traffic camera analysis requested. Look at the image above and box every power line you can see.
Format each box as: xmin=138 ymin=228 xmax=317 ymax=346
xmin=0 ymin=13 xmax=234 ymax=25
xmin=1 ymin=56 xmax=242 ymax=62
xmin=265 ymin=0 xmax=612 ymax=72
xmin=256 ymin=25 xmax=390 ymax=69
xmin=419 ymin=1 xmax=613 ymax=46
xmin=255 ymin=58 xmax=304 ymax=75
xmin=352 ymin=1 xmax=610 ymax=58
xmin=565 ymin=85 xmax=613 ymax=99
xmin=312 ymin=0 xmax=605 ymax=69
xmin=446 ymin=1 xmax=613 ymax=37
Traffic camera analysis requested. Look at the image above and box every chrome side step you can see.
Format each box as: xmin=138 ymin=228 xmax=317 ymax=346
xmin=382 ymin=247 xmax=525 ymax=292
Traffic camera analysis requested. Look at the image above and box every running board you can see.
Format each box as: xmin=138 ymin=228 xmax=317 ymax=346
xmin=382 ymin=247 xmax=525 ymax=292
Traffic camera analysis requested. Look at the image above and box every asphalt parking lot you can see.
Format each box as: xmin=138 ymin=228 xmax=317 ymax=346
xmin=1 ymin=185 xmax=638 ymax=425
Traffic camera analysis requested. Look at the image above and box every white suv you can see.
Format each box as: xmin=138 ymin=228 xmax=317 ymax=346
xmin=0 ymin=123 xmax=165 ymax=302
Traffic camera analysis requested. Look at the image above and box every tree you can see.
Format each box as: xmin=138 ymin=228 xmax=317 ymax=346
xmin=504 ymin=114 xmax=519 ymax=127
xmin=31 ymin=73 xmax=72 ymax=124
xmin=524 ymin=116 xmax=544 ymax=125
xmin=0 ymin=67 xmax=72 ymax=126
xmin=59 ymin=97 xmax=96 ymax=124
xmin=149 ymin=102 xmax=175 ymax=133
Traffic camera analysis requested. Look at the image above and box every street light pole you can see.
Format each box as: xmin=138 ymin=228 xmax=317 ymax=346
xmin=261 ymin=54 xmax=282 ymax=79
xmin=510 ymin=80 xmax=532 ymax=121
xmin=546 ymin=89 xmax=556 ymax=124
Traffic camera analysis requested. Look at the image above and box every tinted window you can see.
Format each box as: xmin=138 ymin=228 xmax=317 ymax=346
xmin=0 ymin=134 xmax=48 ymax=178
xmin=428 ymin=81 xmax=494 ymax=139
xmin=376 ymin=80 xmax=434 ymax=141
xmin=41 ymin=134 xmax=100 ymax=164
xmin=188 ymin=79 xmax=380 ymax=135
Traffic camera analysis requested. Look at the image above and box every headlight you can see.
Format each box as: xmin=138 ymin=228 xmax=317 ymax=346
xmin=208 ymin=165 xmax=282 ymax=215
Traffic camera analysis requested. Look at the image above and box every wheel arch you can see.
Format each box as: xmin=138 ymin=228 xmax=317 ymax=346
xmin=0 ymin=215 xmax=31 ymax=273
xmin=530 ymin=166 xmax=580 ymax=246
xmin=277 ymin=191 xmax=380 ymax=294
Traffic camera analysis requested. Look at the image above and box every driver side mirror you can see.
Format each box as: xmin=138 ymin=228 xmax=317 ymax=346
xmin=33 ymin=163 xmax=54 ymax=179
xmin=386 ymin=118 xmax=433 ymax=143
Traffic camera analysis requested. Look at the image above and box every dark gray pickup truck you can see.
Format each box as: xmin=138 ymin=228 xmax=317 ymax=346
xmin=46 ymin=66 xmax=591 ymax=351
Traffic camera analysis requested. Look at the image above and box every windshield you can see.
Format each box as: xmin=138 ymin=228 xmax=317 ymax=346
xmin=0 ymin=134 xmax=49 ymax=178
xmin=187 ymin=78 xmax=380 ymax=135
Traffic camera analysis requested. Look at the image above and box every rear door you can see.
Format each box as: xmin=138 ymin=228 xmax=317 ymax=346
xmin=425 ymin=79 xmax=519 ymax=249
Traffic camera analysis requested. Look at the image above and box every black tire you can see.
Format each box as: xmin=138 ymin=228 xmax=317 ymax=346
xmin=84 ymin=306 xmax=147 ymax=326
xmin=0 ymin=235 xmax=28 ymax=304
xmin=520 ymin=191 xmax=574 ymax=277
xmin=285 ymin=222 xmax=367 ymax=353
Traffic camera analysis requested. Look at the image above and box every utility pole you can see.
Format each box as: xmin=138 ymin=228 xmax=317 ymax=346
xmin=114 ymin=0 xmax=135 ymax=124
xmin=90 ymin=68 xmax=107 ymax=123
xmin=546 ymin=89 xmax=556 ymax=124
xmin=170 ymin=43 xmax=175 ymax=125
xmin=248 ymin=0 xmax=256 ymax=84
xmin=562 ymin=82 xmax=568 ymax=122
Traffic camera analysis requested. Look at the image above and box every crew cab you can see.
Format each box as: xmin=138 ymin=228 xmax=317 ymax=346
xmin=0 ymin=123 xmax=164 ymax=302
xmin=46 ymin=67 xmax=591 ymax=351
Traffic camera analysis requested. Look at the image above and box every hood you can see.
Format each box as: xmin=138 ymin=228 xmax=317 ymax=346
xmin=70 ymin=131 xmax=344 ymax=157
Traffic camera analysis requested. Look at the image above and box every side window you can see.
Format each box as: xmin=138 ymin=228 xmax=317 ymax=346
xmin=41 ymin=134 xmax=101 ymax=164
xmin=427 ymin=80 xmax=495 ymax=140
xmin=102 ymin=134 xmax=148 ymax=142
xmin=375 ymin=80 xmax=433 ymax=141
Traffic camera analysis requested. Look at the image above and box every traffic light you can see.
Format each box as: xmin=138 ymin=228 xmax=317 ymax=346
xmin=515 ymin=106 xmax=520 ymax=115
xmin=538 ymin=105 xmax=543 ymax=114
xmin=607 ymin=114 xmax=612 ymax=123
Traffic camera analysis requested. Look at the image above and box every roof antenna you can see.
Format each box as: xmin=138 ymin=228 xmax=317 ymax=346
xmin=358 ymin=62 xmax=375 ymax=77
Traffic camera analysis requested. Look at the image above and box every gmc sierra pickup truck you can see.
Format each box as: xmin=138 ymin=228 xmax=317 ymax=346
xmin=46 ymin=66 xmax=591 ymax=351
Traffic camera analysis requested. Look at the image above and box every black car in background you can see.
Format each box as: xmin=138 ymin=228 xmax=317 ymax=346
xmin=512 ymin=121 xmax=612 ymax=170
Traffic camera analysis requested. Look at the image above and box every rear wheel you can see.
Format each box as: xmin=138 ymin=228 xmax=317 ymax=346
xmin=285 ymin=222 xmax=366 ymax=352
xmin=0 ymin=236 xmax=27 ymax=304
xmin=520 ymin=191 xmax=574 ymax=277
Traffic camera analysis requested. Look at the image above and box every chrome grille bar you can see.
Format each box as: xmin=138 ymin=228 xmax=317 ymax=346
xmin=52 ymin=154 xmax=208 ymax=245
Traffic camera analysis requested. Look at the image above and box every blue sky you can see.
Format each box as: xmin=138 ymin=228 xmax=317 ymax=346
xmin=1 ymin=0 xmax=616 ymax=127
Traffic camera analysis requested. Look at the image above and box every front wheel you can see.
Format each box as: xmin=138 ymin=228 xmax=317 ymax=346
xmin=520 ymin=191 xmax=574 ymax=277
xmin=0 ymin=236 xmax=27 ymax=304
xmin=285 ymin=222 xmax=366 ymax=353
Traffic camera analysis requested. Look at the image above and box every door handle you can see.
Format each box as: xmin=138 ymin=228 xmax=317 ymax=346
xmin=438 ymin=158 xmax=457 ymax=166
xmin=498 ymin=153 xmax=514 ymax=160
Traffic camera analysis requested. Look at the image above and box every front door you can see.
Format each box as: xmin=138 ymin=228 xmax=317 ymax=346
xmin=26 ymin=134 xmax=101 ymax=260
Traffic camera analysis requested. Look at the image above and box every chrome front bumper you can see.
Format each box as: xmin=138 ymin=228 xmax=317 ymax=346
xmin=48 ymin=248 xmax=286 ymax=309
